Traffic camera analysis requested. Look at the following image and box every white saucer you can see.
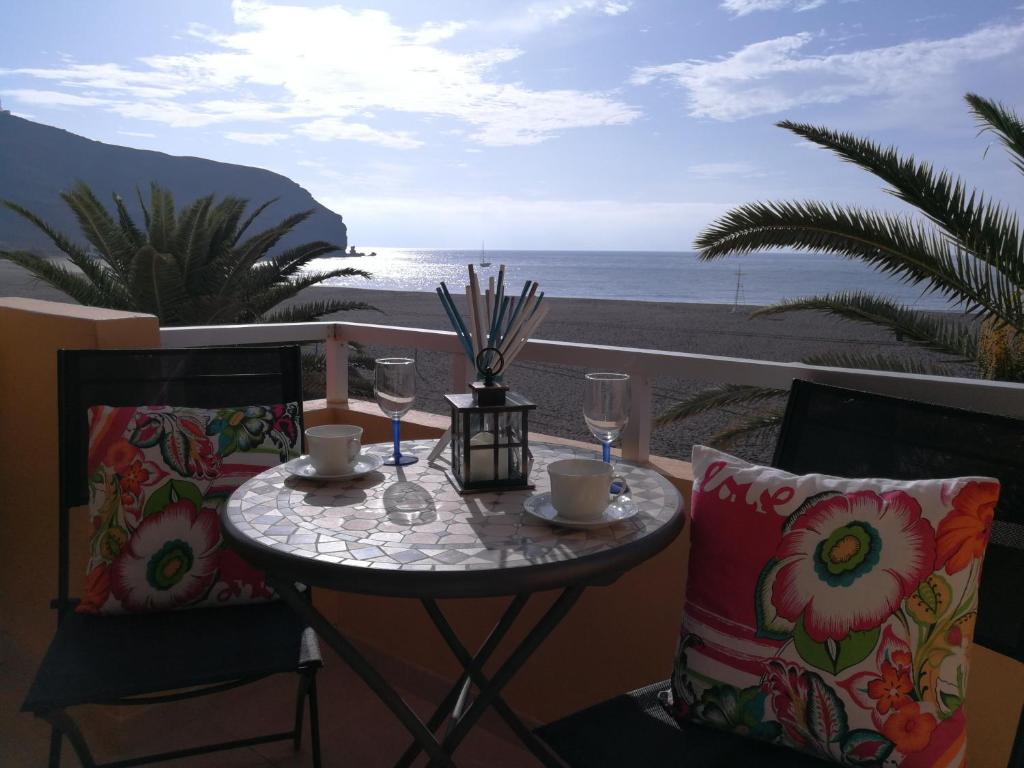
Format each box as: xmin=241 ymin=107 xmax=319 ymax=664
xmin=284 ymin=453 xmax=384 ymax=481
xmin=522 ymin=493 xmax=639 ymax=529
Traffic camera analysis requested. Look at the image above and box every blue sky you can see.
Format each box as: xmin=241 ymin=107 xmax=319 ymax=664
xmin=2 ymin=0 xmax=1022 ymax=249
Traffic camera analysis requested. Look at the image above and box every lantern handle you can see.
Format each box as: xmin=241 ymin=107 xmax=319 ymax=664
xmin=476 ymin=346 xmax=505 ymax=384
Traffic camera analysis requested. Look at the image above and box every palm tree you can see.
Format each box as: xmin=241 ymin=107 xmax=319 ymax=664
xmin=658 ymin=93 xmax=1024 ymax=449
xmin=0 ymin=181 xmax=374 ymax=325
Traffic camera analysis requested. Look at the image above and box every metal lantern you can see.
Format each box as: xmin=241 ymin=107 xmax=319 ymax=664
xmin=444 ymin=348 xmax=535 ymax=494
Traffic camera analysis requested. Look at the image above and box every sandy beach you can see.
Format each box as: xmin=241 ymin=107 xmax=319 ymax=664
xmin=0 ymin=260 xmax=962 ymax=463
xmin=313 ymin=285 xmax=961 ymax=464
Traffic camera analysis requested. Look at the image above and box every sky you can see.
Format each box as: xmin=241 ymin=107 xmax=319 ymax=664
xmin=1 ymin=0 xmax=1022 ymax=250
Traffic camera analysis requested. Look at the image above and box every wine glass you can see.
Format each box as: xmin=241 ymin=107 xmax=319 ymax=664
xmin=375 ymin=357 xmax=418 ymax=466
xmin=584 ymin=372 xmax=630 ymax=464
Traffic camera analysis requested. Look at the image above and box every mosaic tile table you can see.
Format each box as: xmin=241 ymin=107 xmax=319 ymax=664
xmin=221 ymin=439 xmax=686 ymax=768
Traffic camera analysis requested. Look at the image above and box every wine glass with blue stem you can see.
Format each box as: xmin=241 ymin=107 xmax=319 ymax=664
xmin=375 ymin=357 xmax=418 ymax=466
xmin=584 ymin=372 xmax=630 ymax=464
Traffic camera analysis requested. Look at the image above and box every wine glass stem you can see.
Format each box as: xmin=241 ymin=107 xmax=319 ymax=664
xmin=392 ymin=417 xmax=402 ymax=462
xmin=602 ymin=440 xmax=611 ymax=463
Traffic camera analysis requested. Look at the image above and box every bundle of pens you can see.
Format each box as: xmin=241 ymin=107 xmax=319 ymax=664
xmin=436 ymin=264 xmax=547 ymax=376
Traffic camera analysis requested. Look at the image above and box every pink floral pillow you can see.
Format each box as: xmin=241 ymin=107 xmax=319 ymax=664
xmin=79 ymin=403 xmax=301 ymax=614
xmin=669 ymin=446 xmax=997 ymax=767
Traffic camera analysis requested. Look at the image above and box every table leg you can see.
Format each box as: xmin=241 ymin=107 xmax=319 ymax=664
xmin=421 ymin=596 xmax=574 ymax=768
xmin=267 ymin=577 xmax=456 ymax=768
xmin=429 ymin=587 xmax=583 ymax=766
xmin=394 ymin=594 xmax=530 ymax=768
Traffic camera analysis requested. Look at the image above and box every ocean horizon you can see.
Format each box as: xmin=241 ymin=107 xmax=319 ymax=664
xmin=313 ymin=248 xmax=956 ymax=310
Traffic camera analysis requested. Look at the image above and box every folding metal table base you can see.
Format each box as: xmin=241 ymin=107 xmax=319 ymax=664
xmin=271 ymin=577 xmax=583 ymax=767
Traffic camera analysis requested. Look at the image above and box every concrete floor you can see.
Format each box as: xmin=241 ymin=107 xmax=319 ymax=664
xmin=1 ymin=631 xmax=539 ymax=767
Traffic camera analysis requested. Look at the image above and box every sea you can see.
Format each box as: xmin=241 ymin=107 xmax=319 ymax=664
xmin=312 ymin=248 xmax=954 ymax=310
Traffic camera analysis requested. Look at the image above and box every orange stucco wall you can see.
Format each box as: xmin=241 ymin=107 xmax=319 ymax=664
xmin=1 ymin=298 xmax=1020 ymax=767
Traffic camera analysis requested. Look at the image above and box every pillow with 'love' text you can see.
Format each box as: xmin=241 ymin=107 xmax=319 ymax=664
xmin=667 ymin=446 xmax=997 ymax=767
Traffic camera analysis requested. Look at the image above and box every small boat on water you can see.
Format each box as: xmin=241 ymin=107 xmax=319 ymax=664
xmin=479 ymin=242 xmax=491 ymax=268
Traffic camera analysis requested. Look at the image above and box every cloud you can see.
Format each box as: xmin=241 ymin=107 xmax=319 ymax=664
xmin=117 ymin=129 xmax=157 ymax=138
xmin=721 ymin=0 xmax=825 ymax=16
xmin=633 ymin=22 xmax=1024 ymax=120
xmin=294 ymin=119 xmax=423 ymax=149
xmin=4 ymin=89 xmax=112 ymax=107
xmin=2 ymin=0 xmax=639 ymax=147
xmin=490 ymin=0 xmax=632 ymax=33
xmin=224 ymin=131 xmax=288 ymax=145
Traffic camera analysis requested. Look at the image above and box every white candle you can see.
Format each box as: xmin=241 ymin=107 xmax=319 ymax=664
xmin=467 ymin=431 xmax=509 ymax=482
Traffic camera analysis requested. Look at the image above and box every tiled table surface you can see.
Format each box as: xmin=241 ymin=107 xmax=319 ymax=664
xmin=225 ymin=440 xmax=683 ymax=574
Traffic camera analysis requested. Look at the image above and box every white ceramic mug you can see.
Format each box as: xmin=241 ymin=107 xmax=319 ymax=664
xmin=547 ymin=459 xmax=626 ymax=521
xmin=305 ymin=425 xmax=363 ymax=475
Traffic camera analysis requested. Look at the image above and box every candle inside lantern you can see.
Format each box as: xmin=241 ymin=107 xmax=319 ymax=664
xmin=467 ymin=431 xmax=509 ymax=482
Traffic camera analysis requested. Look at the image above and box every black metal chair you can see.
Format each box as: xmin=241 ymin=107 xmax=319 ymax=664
xmin=22 ymin=346 xmax=323 ymax=768
xmin=536 ymin=379 xmax=1024 ymax=768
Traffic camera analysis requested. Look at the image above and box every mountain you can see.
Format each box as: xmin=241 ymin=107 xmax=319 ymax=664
xmin=0 ymin=113 xmax=346 ymax=255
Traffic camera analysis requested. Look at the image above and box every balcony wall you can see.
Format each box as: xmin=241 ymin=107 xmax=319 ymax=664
xmin=1 ymin=298 xmax=1021 ymax=768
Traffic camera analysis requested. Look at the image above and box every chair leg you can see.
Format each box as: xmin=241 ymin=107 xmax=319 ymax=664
xmin=308 ymin=672 xmax=322 ymax=768
xmin=41 ymin=710 xmax=96 ymax=768
xmin=48 ymin=724 xmax=62 ymax=768
xmin=294 ymin=670 xmax=312 ymax=750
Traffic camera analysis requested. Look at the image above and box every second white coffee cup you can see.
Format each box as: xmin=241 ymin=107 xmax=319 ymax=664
xmin=306 ymin=424 xmax=363 ymax=475
xmin=548 ymin=459 xmax=626 ymax=521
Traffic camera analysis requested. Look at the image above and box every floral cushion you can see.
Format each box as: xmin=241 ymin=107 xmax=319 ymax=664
xmin=668 ymin=446 xmax=998 ymax=767
xmin=79 ymin=403 xmax=301 ymax=614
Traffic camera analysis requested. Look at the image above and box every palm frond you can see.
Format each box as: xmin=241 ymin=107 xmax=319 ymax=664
xmin=3 ymin=199 xmax=91 ymax=261
xmin=61 ymin=182 xmax=134 ymax=276
xmin=113 ymin=194 xmax=145 ymax=249
xmin=802 ymin=351 xmax=964 ymax=376
xmin=232 ymin=198 xmax=276 ymax=247
xmin=173 ymin=194 xmax=213 ymax=280
xmin=241 ymin=241 xmax=353 ymax=295
xmin=655 ymin=384 xmax=787 ymax=427
xmin=0 ymin=198 xmax=127 ymax=298
xmin=0 ymin=250 xmax=128 ymax=308
xmin=778 ymin=120 xmax=1024 ymax=289
xmin=261 ymin=299 xmax=379 ymax=324
xmin=750 ymin=292 xmax=979 ymax=359
xmin=135 ymin=186 xmax=151 ymax=231
xmin=225 ymin=268 xmax=373 ymax=321
xmin=966 ymin=93 xmax=1024 ymax=174
xmin=147 ymin=183 xmax=176 ymax=253
xmin=228 ymin=209 xmax=314 ymax=280
xmin=696 ymin=200 xmax=1024 ymax=329
xmin=709 ymin=410 xmax=785 ymax=450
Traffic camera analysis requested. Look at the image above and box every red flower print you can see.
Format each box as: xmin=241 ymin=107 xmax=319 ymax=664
xmin=866 ymin=661 xmax=913 ymax=714
xmin=110 ymin=499 xmax=220 ymax=612
xmin=104 ymin=439 xmax=140 ymax=472
xmin=119 ymin=460 xmax=151 ymax=496
xmin=766 ymin=490 xmax=935 ymax=642
xmin=935 ymin=481 xmax=998 ymax=574
xmin=882 ymin=703 xmax=937 ymax=754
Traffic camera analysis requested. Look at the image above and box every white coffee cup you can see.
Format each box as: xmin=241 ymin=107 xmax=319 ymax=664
xmin=547 ymin=459 xmax=626 ymax=521
xmin=305 ymin=425 xmax=363 ymax=475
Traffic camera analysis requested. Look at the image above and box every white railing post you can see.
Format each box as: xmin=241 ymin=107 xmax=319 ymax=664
xmin=621 ymin=374 xmax=651 ymax=464
xmin=451 ymin=353 xmax=470 ymax=393
xmin=325 ymin=331 xmax=349 ymax=406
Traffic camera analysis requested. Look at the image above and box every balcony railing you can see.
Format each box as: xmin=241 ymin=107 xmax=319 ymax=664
xmin=160 ymin=320 xmax=1024 ymax=463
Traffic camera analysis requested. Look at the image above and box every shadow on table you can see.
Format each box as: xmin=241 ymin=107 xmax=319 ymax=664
xmin=463 ymin=502 xmax=580 ymax=567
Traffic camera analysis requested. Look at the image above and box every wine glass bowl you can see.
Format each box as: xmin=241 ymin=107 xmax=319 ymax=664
xmin=584 ymin=372 xmax=630 ymax=463
xmin=375 ymin=357 xmax=418 ymax=466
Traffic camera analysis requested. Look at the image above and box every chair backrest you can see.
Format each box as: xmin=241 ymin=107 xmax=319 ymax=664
xmin=772 ymin=379 xmax=1024 ymax=662
xmin=56 ymin=346 xmax=304 ymax=611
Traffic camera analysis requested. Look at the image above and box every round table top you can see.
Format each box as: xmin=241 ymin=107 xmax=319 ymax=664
xmin=222 ymin=439 xmax=685 ymax=598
